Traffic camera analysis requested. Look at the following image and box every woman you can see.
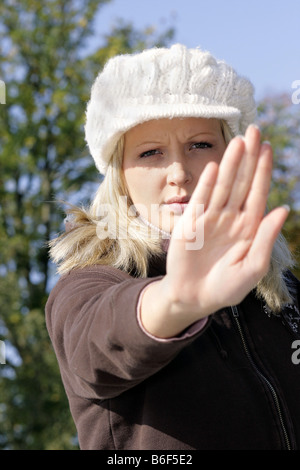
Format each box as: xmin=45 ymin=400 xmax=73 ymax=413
xmin=46 ymin=44 xmax=300 ymax=450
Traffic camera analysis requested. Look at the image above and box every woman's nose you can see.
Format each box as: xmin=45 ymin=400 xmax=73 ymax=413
xmin=166 ymin=160 xmax=192 ymax=186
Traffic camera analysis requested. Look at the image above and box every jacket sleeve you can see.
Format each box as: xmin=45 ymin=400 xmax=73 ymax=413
xmin=45 ymin=266 xmax=209 ymax=400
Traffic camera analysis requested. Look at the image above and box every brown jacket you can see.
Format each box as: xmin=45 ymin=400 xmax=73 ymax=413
xmin=46 ymin=256 xmax=300 ymax=450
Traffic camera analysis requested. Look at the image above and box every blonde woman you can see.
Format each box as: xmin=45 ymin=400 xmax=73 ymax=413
xmin=46 ymin=44 xmax=300 ymax=450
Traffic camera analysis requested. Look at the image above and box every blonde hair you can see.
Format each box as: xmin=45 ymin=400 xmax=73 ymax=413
xmin=49 ymin=120 xmax=295 ymax=312
xmin=49 ymin=137 xmax=163 ymax=278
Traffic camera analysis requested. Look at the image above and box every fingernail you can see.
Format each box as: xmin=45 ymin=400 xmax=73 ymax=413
xmin=282 ymin=204 xmax=290 ymax=212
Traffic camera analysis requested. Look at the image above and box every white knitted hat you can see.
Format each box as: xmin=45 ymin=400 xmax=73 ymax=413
xmin=85 ymin=44 xmax=256 ymax=174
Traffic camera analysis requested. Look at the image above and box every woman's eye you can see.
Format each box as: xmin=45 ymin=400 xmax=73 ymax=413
xmin=139 ymin=149 xmax=160 ymax=158
xmin=191 ymin=142 xmax=213 ymax=150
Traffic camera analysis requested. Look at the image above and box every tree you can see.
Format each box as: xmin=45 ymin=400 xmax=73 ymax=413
xmin=0 ymin=0 xmax=174 ymax=449
xmin=257 ymin=93 xmax=300 ymax=279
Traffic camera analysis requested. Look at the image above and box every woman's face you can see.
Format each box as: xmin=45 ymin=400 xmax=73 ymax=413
xmin=122 ymin=117 xmax=227 ymax=233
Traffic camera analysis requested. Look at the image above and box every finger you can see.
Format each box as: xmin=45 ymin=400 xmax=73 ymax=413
xmin=172 ymin=162 xmax=218 ymax=248
xmin=243 ymin=141 xmax=273 ymax=218
xmin=189 ymin=160 xmax=219 ymax=210
xmin=207 ymin=136 xmax=245 ymax=210
xmin=226 ymin=125 xmax=261 ymax=210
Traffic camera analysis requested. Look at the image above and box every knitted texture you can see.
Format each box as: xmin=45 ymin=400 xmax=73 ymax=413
xmin=85 ymin=44 xmax=256 ymax=174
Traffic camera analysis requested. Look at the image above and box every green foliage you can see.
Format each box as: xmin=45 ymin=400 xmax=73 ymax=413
xmin=0 ymin=0 xmax=174 ymax=449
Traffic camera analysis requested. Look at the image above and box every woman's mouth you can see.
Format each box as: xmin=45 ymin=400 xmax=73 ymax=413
xmin=163 ymin=197 xmax=190 ymax=215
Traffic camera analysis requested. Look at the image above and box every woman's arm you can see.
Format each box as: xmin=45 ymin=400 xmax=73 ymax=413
xmin=46 ymin=266 xmax=209 ymax=400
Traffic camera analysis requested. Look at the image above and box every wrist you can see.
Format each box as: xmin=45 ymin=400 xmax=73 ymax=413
xmin=139 ymin=277 xmax=209 ymax=339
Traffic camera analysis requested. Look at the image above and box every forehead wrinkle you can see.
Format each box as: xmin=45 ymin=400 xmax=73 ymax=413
xmin=124 ymin=117 xmax=222 ymax=150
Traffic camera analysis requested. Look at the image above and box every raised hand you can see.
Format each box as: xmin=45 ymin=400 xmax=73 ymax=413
xmin=165 ymin=124 xmax=289 ymax=318
xmin=140 ymin=125 xmax=289 ymax=338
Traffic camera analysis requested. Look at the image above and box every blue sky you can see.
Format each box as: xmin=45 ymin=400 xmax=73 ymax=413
xmin=93 ymin=0 xmax=299 ymax=101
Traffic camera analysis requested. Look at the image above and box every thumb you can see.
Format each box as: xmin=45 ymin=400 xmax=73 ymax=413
xmin=248 ymin=206 xmax=290 ymax=275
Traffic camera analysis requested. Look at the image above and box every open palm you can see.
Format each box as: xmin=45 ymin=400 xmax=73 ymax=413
xmin=166 ymin=125 xmax=289 ymax=318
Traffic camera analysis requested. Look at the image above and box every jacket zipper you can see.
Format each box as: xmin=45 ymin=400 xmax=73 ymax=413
xmin=230 ymin=305 xmax=292 ymax=450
